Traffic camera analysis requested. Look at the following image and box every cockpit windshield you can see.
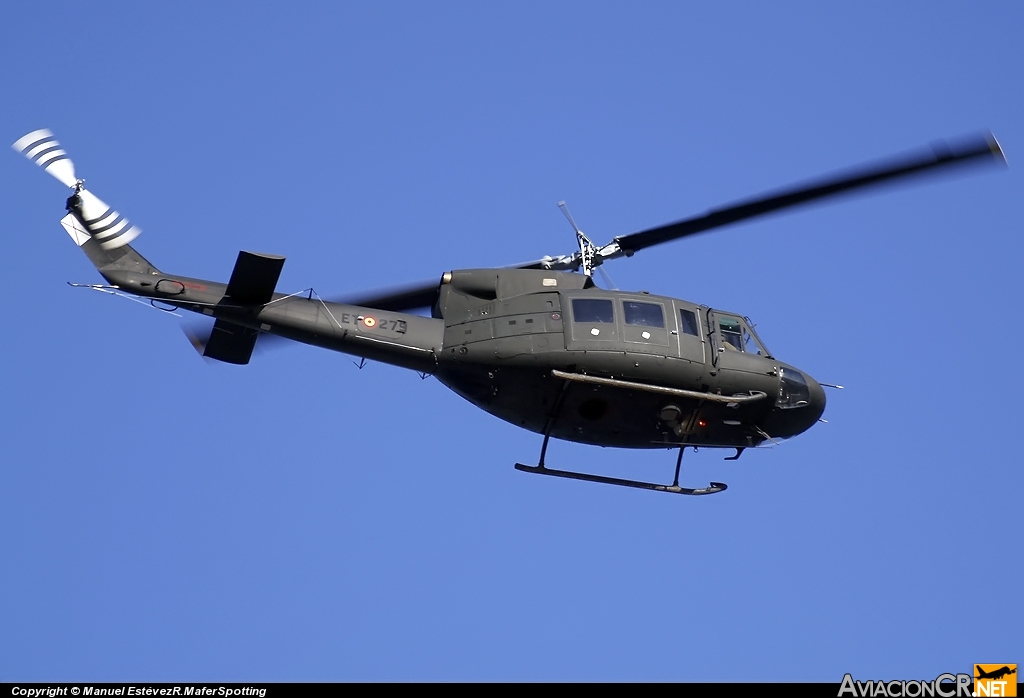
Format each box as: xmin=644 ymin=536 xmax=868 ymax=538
xmin=717 ymin=314 xmax=769 ymax=356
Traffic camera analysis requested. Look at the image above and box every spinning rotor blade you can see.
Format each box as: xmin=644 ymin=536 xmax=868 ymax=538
xmin=613 ymin=133 xmax=1006 ymax=256
xmin=333 ymin=280 xmax=441 ymax=313
xmin=332 ymin=253 xmax=589 ymax=311
xmin=13 ymin=128 xmax=143 ymax=250
xmin=13 ymin=128 xmax=78 ymax=187
xmin=512 ymin=255 xmax=580 ymax=272
xmin=182 ymin=319 xmax=287 ymax=360
xmin=183 ymin=320 xmax=215 ymax=356
xmin=74 ymin=189 xmax=142 ymax=249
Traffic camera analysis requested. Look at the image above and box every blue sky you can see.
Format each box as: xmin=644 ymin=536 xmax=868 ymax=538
xmin=1 ymin=1 xmax=1021 ymax=681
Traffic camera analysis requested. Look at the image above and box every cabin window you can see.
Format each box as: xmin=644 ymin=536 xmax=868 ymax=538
xmin=572 ymin=298 xmax=614 ymax=324
xmin=623 ymin=301 xmax=665 ymax=328
xmin=679 ymin=308 xmax=699 ymax=336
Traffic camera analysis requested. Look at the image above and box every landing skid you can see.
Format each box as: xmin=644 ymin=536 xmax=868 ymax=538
xmin=515 ymin=462 xmax=726 ymax=495
xmin=517 ymin=379 xmax=727 ymax=495
xmin=516 ymin=415 xmax=726 ymax=495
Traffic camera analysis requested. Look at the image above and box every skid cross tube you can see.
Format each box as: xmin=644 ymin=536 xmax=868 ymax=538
xmin=516 ymin=398 xmax=727 ymax=495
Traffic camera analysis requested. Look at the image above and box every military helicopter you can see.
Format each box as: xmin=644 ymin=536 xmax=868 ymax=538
xmin=13 ymin=129 xmax=1006 ymax=495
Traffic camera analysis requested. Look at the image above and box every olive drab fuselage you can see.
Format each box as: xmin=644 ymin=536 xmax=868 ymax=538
xmin=102 ymin=262 xmax=825 ymax=452
xmin=431 ymin=268 xmax=826 ymax=450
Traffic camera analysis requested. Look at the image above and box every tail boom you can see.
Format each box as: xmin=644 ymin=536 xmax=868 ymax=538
xmin=102 ymin=256 xmax=443 ymax=372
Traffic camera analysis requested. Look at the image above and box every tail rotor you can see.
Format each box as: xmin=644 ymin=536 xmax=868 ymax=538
xmin=13 ymin=128 xmax=142 ymax=250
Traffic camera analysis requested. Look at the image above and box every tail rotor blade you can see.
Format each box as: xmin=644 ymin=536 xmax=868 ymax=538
xmin=13 ymin=129 xmax=145 ymax=250
xmin=12 ymin=128 xmax=78 ymax=188
xmin=77 ymin=189 xmax=142 ymax=249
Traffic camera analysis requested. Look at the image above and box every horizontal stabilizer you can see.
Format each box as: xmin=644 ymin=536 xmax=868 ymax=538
xmin=203 ymin=319 xmax=260 ymax=365
xmin=225 ymin=251 xmax=285 ymax=305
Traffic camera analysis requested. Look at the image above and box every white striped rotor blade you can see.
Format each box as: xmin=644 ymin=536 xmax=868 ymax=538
xmin=78 ymin=189 xmax=142 ymax=249
xmin=12 ymin=128 xmax=78 ymax=188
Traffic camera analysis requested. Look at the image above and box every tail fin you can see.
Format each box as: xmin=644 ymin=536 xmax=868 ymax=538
xmin=53 ymin=197 xmax=159 ymax=279
xmin=80 ymin=235 xmax=160 ymax=277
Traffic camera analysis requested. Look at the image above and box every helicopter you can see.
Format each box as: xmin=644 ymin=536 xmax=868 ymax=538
xmin=13 ymin=128 xmax=1006 ymax=495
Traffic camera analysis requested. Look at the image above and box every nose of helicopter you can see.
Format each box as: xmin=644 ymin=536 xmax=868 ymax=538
xmin=805 ymin=374 xmax=826 ymax=423
xmin=762 ymin=366 xmax=827 ymax=439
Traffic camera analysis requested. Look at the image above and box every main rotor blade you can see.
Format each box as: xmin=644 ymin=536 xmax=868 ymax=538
xmin=614 ymin=133 xmax=1006 ymax=255
xmin=509 ymin=255 xmax=579 ymax=271
xmin=333 ymin=280 xmax=441 ymax=312
xmin=327 ymin=254 xmax=573 ymax=311
xmin=328 ymin=250 xmax=582 ymax=311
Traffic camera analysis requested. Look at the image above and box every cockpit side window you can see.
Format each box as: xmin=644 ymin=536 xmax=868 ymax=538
xmin=718 ymin=314 xmax=768 ymax=354
xmin=572 ymin=298 xmax=614 ymax=323
xmin=719 ymin=316 xmax=745 ymax=351
xmin=623 ymin=301 xmax=664 ymax=328
xmin=742 ymin=328 xmax=763 ymax=355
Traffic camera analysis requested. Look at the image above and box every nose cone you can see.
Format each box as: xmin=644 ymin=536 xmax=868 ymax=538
xmin=762 ymin=366 xmax=827 ymax=439
xmin=806 ymin=374 xmax=827 ymax=423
